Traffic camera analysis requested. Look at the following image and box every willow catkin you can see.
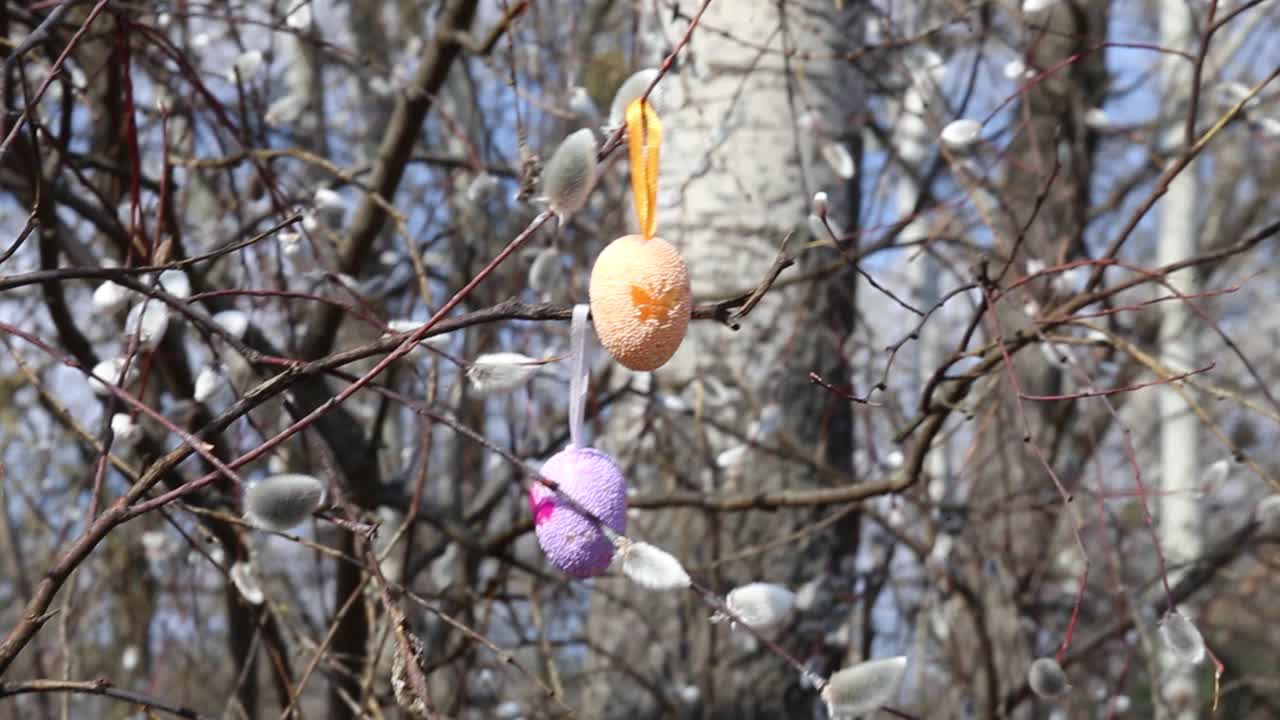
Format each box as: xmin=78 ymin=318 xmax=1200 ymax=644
xmin=821 ymin=656 xmax=908 ymax=718
xmin=466 ymin=352 xmax=541 ymax=396
xmin=940 ymin=118 xmax=983 ymax=151
xmin=1257 ymin=495 xmax=1280 ymax=535
xmin=1022 ymin=0 xmax=1061 ymax=14
xmin=607 ymin=68 xmax=660 ymax=130
xmin=212 ymin=309 xmax=249 ymax=340
xmin=229 ymin=561 xmax=265 ymax=605
xmin=157 ymin=269 xmax=191 ymax=299
xmin=1027 ymin=657 xmax=1070 ymax=698
xmin=615 ymin=539 xmax=690 ymax=591
xmin=110 ymin=413 xmax=141 ymax=445
xmin=124 ymin=300 xmax=171 ymax=350
xmin=812 ymin=191 xmax=830 ymax=219
xmin=194 ymin=365 xmax=222 ymax=404
xmin=821 ymin=141 xmax=855 ymax=179
xmin=721 ymin=582 xmax=795 ymax=630
xmin=93 ymin=282 xmax=129 ymax=313
xmin=527 ymin=246 xmax=563 ymax=293
xmin=1160 ymin=609 xmax=1206 ymax=664
xmin=1202 ymin=458 xmax=1230 ymax=490
xmin=243 ymin=473 xmax=327 ymax=531
xmin=90 ymin=357 xmax=137 ymax=397
xmin=542 ymin=128 xmax=598 ymax=223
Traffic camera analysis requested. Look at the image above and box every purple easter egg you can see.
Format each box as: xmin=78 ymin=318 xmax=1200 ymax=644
xmin=528 ymin=447 xmax=628 ymax=578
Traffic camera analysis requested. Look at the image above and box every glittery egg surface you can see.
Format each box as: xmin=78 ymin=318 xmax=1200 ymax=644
xmin=528 ymin=447 xmax=627 ymax=578
xmin=588 ymin=235 xmax=691 ymax=371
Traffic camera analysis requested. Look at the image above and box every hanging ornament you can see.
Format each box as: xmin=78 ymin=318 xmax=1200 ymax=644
xmin=528 ymin=305 xmax=628 ymax=578
xmin=589 ymin=97 xmax=691 ymax=371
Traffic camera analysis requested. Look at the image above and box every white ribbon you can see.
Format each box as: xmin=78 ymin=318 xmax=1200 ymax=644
xmin=568 ymin=303 xmax=591 ymax=449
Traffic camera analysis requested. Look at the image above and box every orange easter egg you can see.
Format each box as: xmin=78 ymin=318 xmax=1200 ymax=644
xmin=589 ymin=234 xmax=691 ymax=371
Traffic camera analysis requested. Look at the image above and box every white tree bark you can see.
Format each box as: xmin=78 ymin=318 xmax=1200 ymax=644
xmin=586 ymin=2 xmax=862 ymax=716
xmin=1155 ymin=2 xmax=1202 ymax=717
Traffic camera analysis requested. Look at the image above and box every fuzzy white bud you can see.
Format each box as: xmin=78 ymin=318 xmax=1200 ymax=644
xmin=140 ymin=530 xmax=174 ymax=562
xmin=607 ymin=69 xmax=660 ymax=130
xmin=1028 ymin=657 xmax=1070 ymax=698
xmin=386 ymin=319 xmax=425 ymax=334
xmin=1004 ymin=59 xmax=1031 ymax=81
xmin=383 ymin=322 xmax=450 ymax=360
xmin=941 ymin=119 xmax=983 ymax=151
xmin=716 ymin=582 xmax=795 ymax=630
xmin=614 ymin=538 xmax=690 ymax=591
xmin=821 ymin=656 xmax=908 ymax=718
xmin=466 ymin=173 xmax=499 ymax=203
xmin=542 ymin=129 xmax=598 ymax=222
xmin=125 ymin=300 xmax=171 ymax=349
xmin=212 ymin=310 xmax=249 ymax=340
xmin=821 ymin=141 xmax=856 ymax=179
xmin=797 ymin=111 xmax=824 ymax=135
xmin=121 ymin=645 xmax=141 ymax=671
xmin=884 ymin=450 xmax=904 ymax=469
xmin=266 ymin=95 xmax=306 ymax=126
xmin=111 ymin=413 xmax=141 ymax=445
xmin=812 ymin=191 xmax=830 ymax=219
xmin=314 ymin=187 xmax=345 ymax=212
xmin=193 ymin=365 xmax=223 ymax=404
xmin=1201 ymin=458 xmax=1229 ymax=492
xmin=230 ymin=561 xmax=265 ymax=605
xmin=278 ymin=230 xmax=302 ymax=256
xmin=243 ymin=473 xmax=327 ymax=531
xmin=527 ymin=247 xmax=563 ymax=294
xmin=284 ymin=2 xmax=312 ymax=29
xmin=1022 ymin=0 xmax=1061 ymax=14
xmin=1256 ymin=495 xmax=1280 ymax=535
xmin=657 ymin=393 xmax=687 ymax=413
xmin=92 ymin=282 xmax=129 ymax=314
xmin=229 ymin=50 xmax=265 ymax=82
xmin=90 ymin=357 xmax=138 ymax=396
xmin=568 ymin=86 xmax=600 ymax=122
xmin=467 ymin=352 xmax=541 ymax=396
xmin=1160 ymin=609 xmax=1206 ymax=665
xmin=157 ymin=270 xmax=191 ymax=299
xmin=313 ymin=193 xmax=347 ymax=228
xmin=715 ymin=444 xmax=747 ymax=469
xmin=747 ymin=403 xmax=783 ymax=443
xmin=1084 ymin=107 xmax=1111 ymax=130
xmin=494 ymin=701 xmax=523 ymax=719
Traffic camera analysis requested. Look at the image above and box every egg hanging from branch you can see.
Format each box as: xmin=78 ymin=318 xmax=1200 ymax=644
xmin=588 ymin=234 xmax=691 ymax=371
xmin=528 ymin=447 xmax=628 ymax=578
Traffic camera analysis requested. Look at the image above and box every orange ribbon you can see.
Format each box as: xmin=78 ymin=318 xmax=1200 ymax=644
xmin=625 ymin=97 xmax=662 ymax=240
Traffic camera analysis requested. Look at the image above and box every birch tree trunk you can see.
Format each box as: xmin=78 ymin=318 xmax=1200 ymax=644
xmin=587 ymin=2 xmax=864 ymax=717
xmin=1155 ymin=1 xmax=1202 ymax=716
